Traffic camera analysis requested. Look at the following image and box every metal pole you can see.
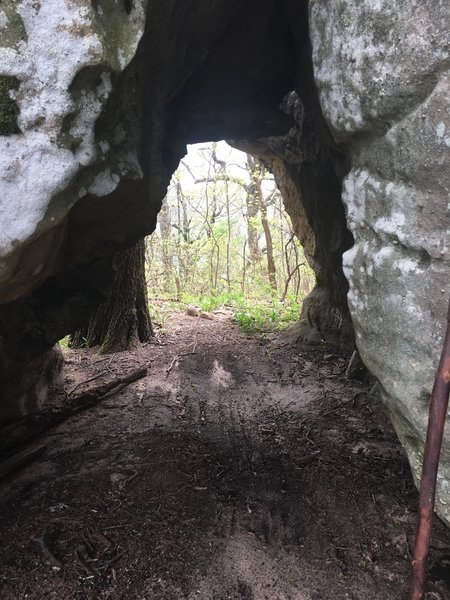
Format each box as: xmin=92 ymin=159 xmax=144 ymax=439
xmin=409 ymin=300 xmax=450 ymax=600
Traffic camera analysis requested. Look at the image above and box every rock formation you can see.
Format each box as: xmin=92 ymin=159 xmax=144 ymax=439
xmin=0 ymin=0 xmax=449 ymax=523
xmin=0 ymin=0 xmax=294 ymax=422
xmin=309 ymin=0 xmax=450 ymax=522
xmin=230 ymin=91 xmax=354 ymax=347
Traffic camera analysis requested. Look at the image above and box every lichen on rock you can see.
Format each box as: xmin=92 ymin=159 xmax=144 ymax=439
xmin=0 ymin=0 xmax=147 ymax=299
xmin=0 ymin=0 xmax=148 ymax=421
xmin=1 ymin=0 xmax=450 ymax=530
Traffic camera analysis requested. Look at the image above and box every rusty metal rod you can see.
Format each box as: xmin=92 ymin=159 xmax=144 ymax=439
xmin=409 ymin=300 xmax=450 ymax=600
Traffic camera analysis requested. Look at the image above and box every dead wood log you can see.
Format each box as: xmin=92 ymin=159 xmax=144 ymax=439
xmin=0 ymin=366 xmax=148 ymax=454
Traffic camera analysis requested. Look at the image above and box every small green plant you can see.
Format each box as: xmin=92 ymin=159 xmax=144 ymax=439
xmin=58 ymin=336 xmax=71 ymax=349
xmin=148 ymin=302 xmax=171 ymax=331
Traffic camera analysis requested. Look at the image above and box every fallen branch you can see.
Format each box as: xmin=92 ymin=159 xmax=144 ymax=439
xmin=68 ymin=371 xmax=108 ymax=396
xmin=165 ymin=355 xmax=180 ymax=378
xmin=69 ymin=366 xmax=147 ymax=408
xmin=165 ymin=342 xmax=197 ymax=379
xmin=0 ymin=366 xmax=148 ymax=454
xmin=0 ymin=443 xmax=47 ymax=480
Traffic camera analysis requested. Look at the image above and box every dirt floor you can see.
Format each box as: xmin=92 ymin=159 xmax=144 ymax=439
xmin=1 ymin=310 xmax=450 ymax=600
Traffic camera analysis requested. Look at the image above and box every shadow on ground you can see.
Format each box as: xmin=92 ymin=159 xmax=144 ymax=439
xmin=1 ymin=313 xmax=450 ymax=599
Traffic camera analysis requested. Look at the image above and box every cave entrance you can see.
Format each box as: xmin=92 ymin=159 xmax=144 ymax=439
xmin=146 ymin=141 xmax=315 ymax=335
xmin=1 ymin=0 xmax=449 ymax=591
xmin=0 ymin=192 xmax=420 ymax=598
xmin=0 ymin=114 xmax=435 ymax=600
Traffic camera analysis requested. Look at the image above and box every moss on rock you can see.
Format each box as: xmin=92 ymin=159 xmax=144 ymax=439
xmin=0 ymin=75 xmax=20 ymax=135
xmin=0 ymin=1 xmax=28 ymax=50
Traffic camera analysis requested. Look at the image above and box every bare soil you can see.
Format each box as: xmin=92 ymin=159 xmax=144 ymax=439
xmin=1 ymin=311 xmax=450 ymax=600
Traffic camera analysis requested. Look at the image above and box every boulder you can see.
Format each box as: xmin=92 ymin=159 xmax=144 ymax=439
xmin=1 ymin=345 xmax=63 ymax=426
xmin=231 ymin=91 xmax=355 ymax=347
xmin=310 ymin=0 xmax=450 ymax=523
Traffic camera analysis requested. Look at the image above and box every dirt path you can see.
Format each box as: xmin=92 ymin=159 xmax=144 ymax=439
xmin=1 ymin=312 xmax=450 ymax=600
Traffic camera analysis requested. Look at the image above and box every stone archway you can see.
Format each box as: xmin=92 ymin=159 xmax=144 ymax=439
xmin=0 ymin=0 xmax=449 ymax=523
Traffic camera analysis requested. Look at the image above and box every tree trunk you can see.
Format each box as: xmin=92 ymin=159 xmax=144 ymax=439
xmin=225 ymin=178 xmax=231 ymax=292
xmin=258 ymin=199 xmax=277 ymax=293
xmin=246 ymin=154 xmax=276 ymax=291
xmin=245 ymin=154 xmax=262 ymax=267
xmin=158 ymin=197 xmax=173 ymax=294
xmin=71 ymin=239 xmax=153 ymax=354
xmin=245 ymin=194 xmax=261 ymax=265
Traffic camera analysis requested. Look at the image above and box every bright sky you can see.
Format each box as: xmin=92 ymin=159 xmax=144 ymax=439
xmin=174 ymin=141 xmax=276 ymax=197
xmin=176 ymin=141 xmax=250 ymax=191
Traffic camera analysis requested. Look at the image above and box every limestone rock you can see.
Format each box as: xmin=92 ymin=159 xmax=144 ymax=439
xmin=0 ymin=0 xmax=147 ymax=301
xmin=232 ymin=92 xmax=354 ymax=347
xmin=0 ymin=0 xmax=295 ymax=419
xmin=310 ymin=0 xmax=450 ymax=523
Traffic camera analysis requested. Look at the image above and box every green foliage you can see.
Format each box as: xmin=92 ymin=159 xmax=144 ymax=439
xmin=233 ymin=296 xmax=302 ymax=337
xmin=0 ymin=75 xmax=20 ymax=135
xmin=148 ymin=302 xmax=171 ymax=331
xmin=58 ymin=336 xmax=71 ymax=349
xmin=172 ymin=291 xmax=302 ymax=337
xmin=146 ymin=142 xmax=316 ymax=336
xmin=181 ymin=290 xmax=244 ymax=312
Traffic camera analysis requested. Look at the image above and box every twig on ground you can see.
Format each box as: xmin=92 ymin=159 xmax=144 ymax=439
xmin=165 ymin=356 xmax=179 ymax=378
xmin=122 ymin=470 xmax=138 ymax=489
xmin=68 ymin=371 xmax=108 ymax=396
xmin=94 ymin=357 xmax=113 ymax=366
xmin=0 ymin=366 xmax=148 ymax=453
xmin=165 ymin=346 xmax=197 ymax=379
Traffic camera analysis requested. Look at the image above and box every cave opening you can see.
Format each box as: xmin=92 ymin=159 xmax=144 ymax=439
xmin=146 ymin=141 xmax=316 ymax=329
xmin=1 ymin=0 xmax=450 ymax=596
xmin=0 ymin=0 xmax=356 ymax=424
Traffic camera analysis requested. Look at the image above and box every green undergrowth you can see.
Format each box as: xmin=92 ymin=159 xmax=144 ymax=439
xmin=155 ymin=291 xmax=302 ymax=338
xmin=233 ymin=297 xmax=302 ymax=336
xmin=59 ymin=293 xmax=302 ymax=349
xmin=148 ymin=302 xmax=171 ymax=331
xmin=180 ymin=291 xmax=244 ymax=313
xmin=59 ymin=336 xmax=70 ymax=349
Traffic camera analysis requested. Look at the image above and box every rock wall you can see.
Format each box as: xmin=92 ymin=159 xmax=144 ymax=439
xmin=2 ymin=344 xmax=63 ymax=426
xmin=0 ymin=0 xmax=148 ymax=301
xmin=0 ymin=0 xmax=150 ymax=420
xmin=309 ymin=0 xmax=450 ymax=523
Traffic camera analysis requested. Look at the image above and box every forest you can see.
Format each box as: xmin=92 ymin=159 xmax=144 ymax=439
xmin=145 ymin=142 xmax=315 ymax=334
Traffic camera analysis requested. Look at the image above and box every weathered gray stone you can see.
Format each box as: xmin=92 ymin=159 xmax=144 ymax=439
xmin=310 ymin=0 xmax=450 ymax=523
xmin=232 ymin=92 xmax=354 ymax=347
xmin=0 ymin=0 xmax=148 ymax=302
